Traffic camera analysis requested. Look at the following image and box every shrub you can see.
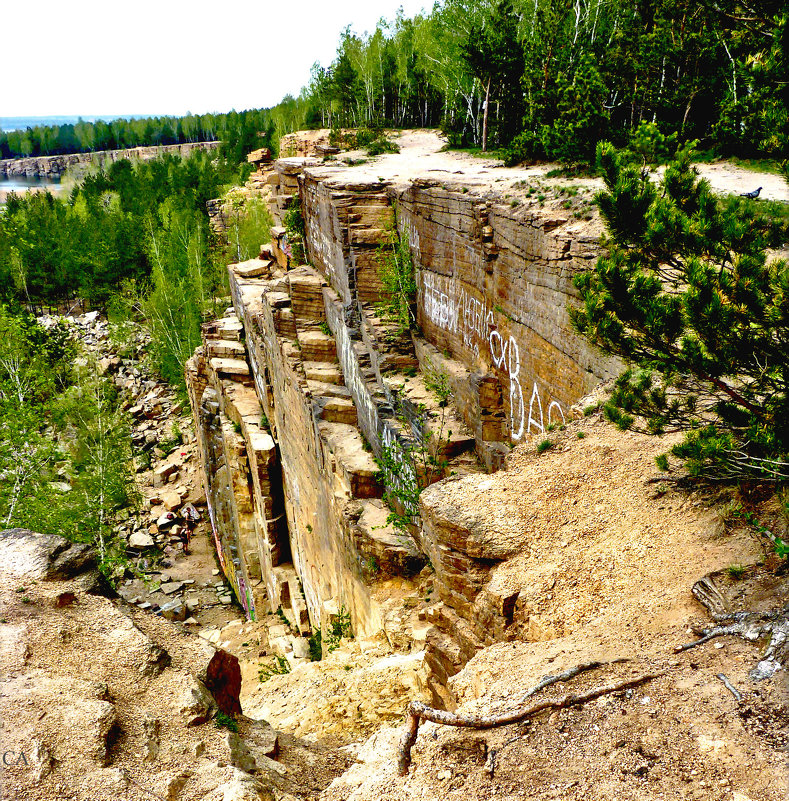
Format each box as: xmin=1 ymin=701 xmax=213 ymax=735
xmin=214 ymin=712 xmax=238 ymax=731
xmin=571 ymin=143 xmax=789 ymax=482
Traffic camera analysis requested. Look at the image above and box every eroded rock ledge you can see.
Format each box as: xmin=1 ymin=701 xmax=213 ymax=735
xmin=187 ymin=143 xmax=622 ymax=701
xmin=0 ymin=141 xmax=218 ymax=179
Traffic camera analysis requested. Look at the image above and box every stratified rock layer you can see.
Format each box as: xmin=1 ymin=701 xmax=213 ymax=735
xmin=188 ymin=145 xmax=620 ymax=697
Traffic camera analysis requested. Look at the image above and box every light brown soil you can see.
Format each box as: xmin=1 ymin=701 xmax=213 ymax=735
xmin=328 ymin=129 xmax=788 ymax=203
xmin=317 ymin=415 xmax=789 ymax=800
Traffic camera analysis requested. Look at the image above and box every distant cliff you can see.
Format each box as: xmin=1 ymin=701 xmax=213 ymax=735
xmin=0 ymin=141 xmax=219 ymax=179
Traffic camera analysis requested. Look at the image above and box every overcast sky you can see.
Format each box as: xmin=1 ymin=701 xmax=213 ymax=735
xmin=3 ymin=0 xmax=431 ymax=117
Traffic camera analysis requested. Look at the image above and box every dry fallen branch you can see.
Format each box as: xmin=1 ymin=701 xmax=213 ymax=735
xmin=716 ymin=672 xmax=742 ymax=701
xmin=396 ymin=670 xmax=660 ymax=775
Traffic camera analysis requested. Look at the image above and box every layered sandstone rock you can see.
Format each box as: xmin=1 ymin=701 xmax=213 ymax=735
xmin=190 ymin=142 xmax=623 ymax=701
xmin=0 ymin=141 xmax=218 ymax=179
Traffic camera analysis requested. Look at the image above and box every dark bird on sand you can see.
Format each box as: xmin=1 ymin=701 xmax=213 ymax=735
xmin=740 ymin=187 xmax=762 ymax=199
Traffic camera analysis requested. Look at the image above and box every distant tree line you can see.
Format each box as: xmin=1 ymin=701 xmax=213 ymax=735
xmin=5 ymin=1 xmax=785 ymax=166
xmin=0 ymin=109 xmax=275 ymax=165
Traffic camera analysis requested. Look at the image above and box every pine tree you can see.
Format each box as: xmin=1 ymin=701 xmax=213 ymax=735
xmin=571 ymin=142 xmax=789 ymax=480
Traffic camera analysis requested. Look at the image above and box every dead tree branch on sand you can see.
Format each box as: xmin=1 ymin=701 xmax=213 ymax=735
xmin=396 ymin=666 xmax=661 ymax=775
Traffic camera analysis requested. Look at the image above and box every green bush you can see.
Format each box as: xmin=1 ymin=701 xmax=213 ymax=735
xmin=214 ymin=712 xmax=238 ymax=731
xmin=376 ymin=215 xmax=416 ymax=335
xmin=258 ymin=654 xmax=291 ymax=682
xmin=537 ymin=439 xmax=554 ymax=454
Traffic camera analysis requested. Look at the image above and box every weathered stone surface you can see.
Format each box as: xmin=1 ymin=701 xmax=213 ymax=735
xmin=129 ymin=531 xmax=155 ymax=548
xmin=226 ymin=731 xmax=257 ymax=773
xmin=197 ymin=644 xmax=243 ymax=718
xmin=0 ymin=529 xmax=96 ymax=581
xmin=234 ymin=258 xmax=270 ymax=279
xmin=210 ymin=357 xmax=251 ymax=377
xmin=153 ymin=462 xmax=178 ymax=487
xmin=179 ymin=678 xmax=216 ymax=726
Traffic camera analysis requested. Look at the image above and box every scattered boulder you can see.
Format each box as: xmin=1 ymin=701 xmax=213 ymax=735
xmin=31 ymin=738 xmax=56 ymax=781
xmin=226 ymin=731 xmax=258 ymax=774
xmin=142 ymin=715 xmax=161 ymax=761
xmin=180 ymin=677 xmax=217 ymax=726
xmin=206 ymin=768 xmax=274 ymax=801
xmin=197 ymin=644 xmax=243 ymax=718
xmin=129 ymin=531 xmax=155 ymax=549
xmin=159 ymin=600 xmax=187 ymax=621
xmin=139 ymin=640 xmax=172 ymax=677
xmin=166 ymin=769 xmax=194 ymax=800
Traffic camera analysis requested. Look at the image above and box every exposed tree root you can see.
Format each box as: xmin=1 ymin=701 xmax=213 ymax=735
xmin=678 ymin=575 xmax=789 ymax=680
xmin=396 ymin=666 xmax=660 ymax=775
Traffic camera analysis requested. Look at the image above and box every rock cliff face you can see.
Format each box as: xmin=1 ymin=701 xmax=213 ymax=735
xmin=0 ymin=141 xmax=218 ymax=179
xmin=187 ymin=141 xmax=620 ymax=698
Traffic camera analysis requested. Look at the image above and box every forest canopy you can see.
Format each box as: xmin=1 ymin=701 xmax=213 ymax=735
xmin=3 ymin=1 xmax=786 ymax=165
xmin=267 ymin=0 xmax=789 ymax=160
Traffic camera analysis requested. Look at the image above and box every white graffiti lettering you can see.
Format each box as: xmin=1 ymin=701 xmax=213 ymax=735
xmin=417 ymin=270 xmax=564 ymax=441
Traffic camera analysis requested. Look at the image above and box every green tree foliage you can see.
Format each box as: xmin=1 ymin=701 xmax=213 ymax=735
xmin=0 ymin=151 xmax=231 ymax=309
xmin=0 ymin=308 xmax=137 ymax=580
xmin=540 ymin=54 xmax=610 ymax=164
xmin=260 ymin=0 xmax=788 ymax=162
xmin=376 ymin=218 xmax=417 ymax=335
xmin=461 ymin=0 xmax=525 ymax=150
xmin=0 ymin=109 xmax=275 ymax=160
xmin=0 ymin=151 xmax=238 ymax=394
xmin=571 ymin=142 xmax=789 ymax=480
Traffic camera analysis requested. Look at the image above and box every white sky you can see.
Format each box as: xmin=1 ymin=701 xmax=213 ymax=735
xmin=3 ymin=0 xmax=432 ymax=117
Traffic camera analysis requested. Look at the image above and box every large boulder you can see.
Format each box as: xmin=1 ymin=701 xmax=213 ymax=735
xmin=0 ymin=528 xmax=96 ymax=579
xmin=198 ymin=643 xmax=243 ymax=718
xmin=0 ymin=529 xmax=109 ymax=594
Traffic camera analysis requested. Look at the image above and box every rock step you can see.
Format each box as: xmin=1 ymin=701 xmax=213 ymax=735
xmin=354 ymin=500 xmax=424 ymax=577
xmin=269 ymin=564 xmax=311 ymax=634
xmin=318 ymin=423 xmax=382 ymax=500
xmin=303 ymin=362 xmax=343 ymax=385
xmin=205 ymin=339 xmax=246 ymax=359
xmin=316 ymin=396 xmax=357 ymax=426
xmin=209 ymin=357 xmax=251 ymax=378
xmin=297 ymin=330 xmax=337 ymax=362
xmin=234 ymin=258 xmax=272 ymax=279
xmin=204 ymin=316 xmax=243 ymax=342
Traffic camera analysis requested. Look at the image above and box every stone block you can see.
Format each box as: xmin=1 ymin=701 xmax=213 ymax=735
xmin=297 ymin=330 xmax=336 ymax=362
xmin=209 ymin=358 xmax=250 ymax=378
xmin=152 ymin=463 xmax=177 ymax=488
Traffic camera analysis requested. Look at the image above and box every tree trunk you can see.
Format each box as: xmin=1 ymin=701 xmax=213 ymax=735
xmin=482 ymin=77 xmax=492 ymax=152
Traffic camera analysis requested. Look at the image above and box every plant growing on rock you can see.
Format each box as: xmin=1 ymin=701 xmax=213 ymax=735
xmin=376 ymin=214 xmax=417 ymax=336
xmin=571 ymin=142 xmax=789 ymax=484
xmin=323 ymin=605 xmax=353 ymax=653
xmin=283 ymin=199 xmax=306 ymax=265
xmin=258 ymin=655 xmax=291 ymax=682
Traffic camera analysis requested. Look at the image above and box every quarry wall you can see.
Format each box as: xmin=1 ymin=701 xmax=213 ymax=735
xmin=0 ymin=141 xmax=219 ymax=179
xmin=188 ymin=149 xmax=620 ymax=700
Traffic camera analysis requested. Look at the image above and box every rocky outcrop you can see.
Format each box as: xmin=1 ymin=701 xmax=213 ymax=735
xmin=189 ymin=140 xmax=622 ymax=700
xmin=186 ymin=253 xmax=428 ymax=638
xmin=0 ymin=528 xmax=350 ymax=799
xmin=0 ymin=141 xmax=218 ymax=179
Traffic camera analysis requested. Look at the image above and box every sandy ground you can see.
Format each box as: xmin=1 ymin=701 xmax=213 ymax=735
xmin=315 ymin=129 xmax=789 ymax=204
xmin=318 ymin=414 xmax=789 ymax=801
